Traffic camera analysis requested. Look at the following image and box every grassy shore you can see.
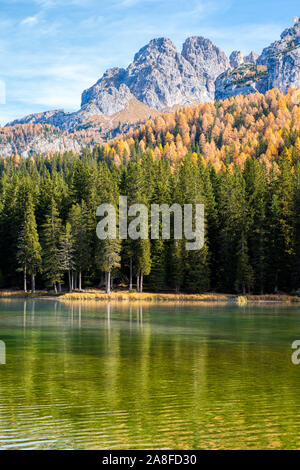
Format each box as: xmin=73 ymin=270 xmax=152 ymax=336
xmin=1 ymin=289 xmax=300 ymax=304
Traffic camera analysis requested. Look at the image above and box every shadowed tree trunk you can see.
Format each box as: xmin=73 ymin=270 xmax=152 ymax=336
xmin=79 ymin=270 xmax=82 ymax=292
xmin=24 ymin=266 xmax=27 ymax=293
xmin=129 ymin=257 xmax=133 ymax=292
xmin=106 ymin=271 xmax=111 ymax=294
xmin=68 ymin=271 xmax=72 ymax=292
xmin=140 ymin=274 xmax=143 ymax=293
xmin=31 ymin=273 xmax=35 ymax=293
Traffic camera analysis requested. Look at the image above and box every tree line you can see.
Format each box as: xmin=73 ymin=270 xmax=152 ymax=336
xmin=0 ymin=140 xmax=300 ymax=294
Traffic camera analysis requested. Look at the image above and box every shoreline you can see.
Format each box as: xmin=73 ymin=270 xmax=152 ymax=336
xmin=1 ymin=290 xmax=300 ymax=304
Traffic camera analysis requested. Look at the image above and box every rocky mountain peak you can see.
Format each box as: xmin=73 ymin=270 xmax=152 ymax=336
xmin=7 ymin=34 xmax=230 ymax=126
xmin=245 ymin=51 xmax=259 ymax=64
xmin=6 ymin=17 xmax=300 ymax=155
xmin=182 ymin=36 xmax=229 ymax=76
xmin=216 ymin=17 xmax=300 ymax=101
xmin=102 ymin=67 xmax=126 ymax=80
xmin=229 ymin=51 xmax=245 ymax=68
xmin=229 ymin=50 xmax=259 ymax=68
xmin=256 ymin=17 xmax=300 ymax=92
xmin=281 ymin=18 xmax=300 ymax=39
xmin=133 ymin=37 xmax=178 ymax=63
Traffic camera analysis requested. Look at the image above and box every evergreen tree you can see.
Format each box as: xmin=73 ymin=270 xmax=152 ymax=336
xmin=96 ymin=238 xmax=121 ymax=294
xmin=244 ymin=158 xmax=268 ymax=294
xmin=42 ymin=199 xmax=63 ymax=292
xmin=59 ymin=222 xmax=74 ymax=292
xmin=17 ymin=197 xmax=42 ymax=293
xmin=136 ymin=239 xmax=151 ymax=292
xmin=69 ymin=203 xmax=92 ymax=291
xmin=169 ymin=239 xmax=184 ymax=292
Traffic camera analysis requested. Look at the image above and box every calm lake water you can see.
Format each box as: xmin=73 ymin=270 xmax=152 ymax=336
xmin=0 ymin=299 xmax=300 ymax=449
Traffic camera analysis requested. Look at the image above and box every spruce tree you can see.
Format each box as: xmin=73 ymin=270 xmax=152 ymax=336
xmin=136 ymin=239 xmax=151 ymax=292
xmin=17 ymin=197 xmax=42 ymax=293
xmin=42 ymin=199 xmax=63 ymax=293
xmin=59 ymin=222 xmax=74 ymax=292
xmin=69 ymin=203 xmax=91 ymax=291
xmin=96 ymin=239 xmax=121 ymax=294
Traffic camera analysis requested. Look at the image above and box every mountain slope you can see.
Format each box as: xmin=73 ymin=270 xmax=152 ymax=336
xmin=2 ymin=18 xmax=300 ymax=158
xmin=7 ymin=36 xmax=229 ymax=131
xmin=105 ymin=87 xmax=300 ymax=169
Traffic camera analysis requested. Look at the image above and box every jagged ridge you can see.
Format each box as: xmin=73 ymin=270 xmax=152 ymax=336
xmin=2 ymin=18 xmax=300 ymax=157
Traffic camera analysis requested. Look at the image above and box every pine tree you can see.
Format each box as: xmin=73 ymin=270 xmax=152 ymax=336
xmin=136 ymin=239 xmax=151 ymax=292
xmin=235 ymin=238 xmax=254 ymax=294
xmin=59 ymin=222 xmax=74 ymax=292
xmin=70 ymin=159 xmax=92 ymax=204
xmin=96 ymin=239 xmax=121 ymax=294
xmin=184 ymin=244 xmax=210 ymax=293
xmin=244 ymin=158 xmax=268 ymax=294
xmin=169 ymin=239 xmax=184 ymax=292
xmin=148 ymin=239 xmax=166 ymax=291
xmin=17 ymin=197 xmax=42 ymax=293
xmin=218 ymin=167 xmax=253 ymax=292
xmin=42 ymin=199 xmax=63 ymax=293
xmin=69 ymin=203 xmax=92 ymax=291
xmin=267 ymin=159 xmax=295 ymax=292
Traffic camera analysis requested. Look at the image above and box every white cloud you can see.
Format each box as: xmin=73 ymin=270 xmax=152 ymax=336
xmin=21 ymin=16 xmax=39 ymax=26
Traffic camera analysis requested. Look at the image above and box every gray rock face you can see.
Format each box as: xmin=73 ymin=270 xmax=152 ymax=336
xmin=7 ymin=107 xmax=91 ymax=131
xmin=8 ymin=35 xmax=230 ymax=130
xmin=257 ymin=20 xmax=300 ymax=92
xmin=181 ymin=36 xmax=229 ymax=99
xmin=80 ymin=67 xmax=135 ymax=115
xmin=82 ymin=37 xmax=229 ymax=111
xmin=125 ymin=38 xmax=205 ymax=109
xmin=245 ymin=51 xmax=259 ymax=64
xmin=229 ymin=51 xmax=245 ymax=69
xmin=8 ymin=109 xmax=67 ymax=128
xmin=229 ymin=50 xmax=258 ymax=69
xmin=216 ymin=19 xmax=300 ymax=100
xmin=215 ymin=66 xmax=268 ymax=101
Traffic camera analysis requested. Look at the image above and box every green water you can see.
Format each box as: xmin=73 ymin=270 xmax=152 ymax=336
xmin=0 ymin=299 xmax=300 ymax=449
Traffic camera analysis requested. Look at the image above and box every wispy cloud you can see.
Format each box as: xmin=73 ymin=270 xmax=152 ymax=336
xmin=21 ymin=15 xmax=39 ymax=26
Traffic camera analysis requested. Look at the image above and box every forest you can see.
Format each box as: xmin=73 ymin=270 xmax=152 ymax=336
xmin=0 ymin=88 xmax=299 ymax=295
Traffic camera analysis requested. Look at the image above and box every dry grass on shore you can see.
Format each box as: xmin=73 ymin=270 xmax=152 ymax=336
xmin=1 ymin=289 xmax=300 ymax=304
xmin=60 ymin=290 xmax=232 ymax=302
xmin=0 ymin=290 xmax=47 ymax=298
xmin=246 ymin=294 xmax=300 ymax=303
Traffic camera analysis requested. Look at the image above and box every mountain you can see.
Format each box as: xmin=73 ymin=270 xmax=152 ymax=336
xmin=216 ymin=18 xmax=300 ymax=100
xmin=229 ymin=50 xmax=258 ymax=68
xmin=2 ymin=18 xmax=300 ymax=157
xmin=7 ymin=36 xmax=229 ymax=131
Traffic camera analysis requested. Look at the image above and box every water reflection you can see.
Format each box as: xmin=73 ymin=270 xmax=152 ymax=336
xmin=0 ymin=300 xmax=300 ymax=449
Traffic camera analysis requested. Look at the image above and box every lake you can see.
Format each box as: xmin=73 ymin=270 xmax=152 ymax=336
xmin=0 ymin=299 xmax=300 ymax=449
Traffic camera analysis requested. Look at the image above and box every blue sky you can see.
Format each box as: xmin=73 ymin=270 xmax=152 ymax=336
xmin=0 ymin=0 xmax=298 ymax=125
